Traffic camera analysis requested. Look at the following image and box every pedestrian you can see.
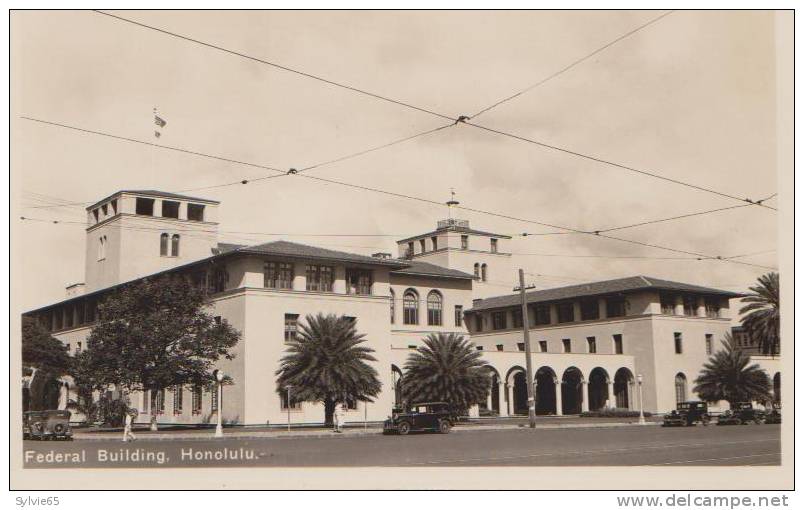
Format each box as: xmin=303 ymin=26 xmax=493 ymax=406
xmin=333 ymin=403 xmax=346 ymax=433
xmin=123 ymin=408 xmax=138 ymax=442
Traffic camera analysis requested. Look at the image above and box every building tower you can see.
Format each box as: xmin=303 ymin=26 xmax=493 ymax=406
xmin=395 ymin=192 xmax=512 ymax=299
xmin=82 ymin=190 xmax=220 ymax=293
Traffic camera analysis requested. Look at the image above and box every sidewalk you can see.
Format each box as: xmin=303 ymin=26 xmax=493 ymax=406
xmin=71 ymin=418 xmax=661 ymax=442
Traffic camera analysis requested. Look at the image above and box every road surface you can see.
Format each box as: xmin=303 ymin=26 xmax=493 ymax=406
xmin=23 ymin=423 xmax=780 ymax=468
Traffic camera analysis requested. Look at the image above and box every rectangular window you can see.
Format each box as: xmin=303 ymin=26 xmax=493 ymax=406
xmin=587 ymin=336 xmax=597 ymax=353
xmin=101 ymin=204 xmax=108 ymax=216
xmin=406 ymin=242 xmax=414 ymax=258
xmin=192 ymin=385 xmax=202 ymax=414
xmin=111 ymin=199 xmax=118 ymax=215
xmin=306 ymin=265 xmax=333 ymax=292
xmin=135 ymin=197 xmax=155 ymax=216
xmin=606 ymin=297 xmax=627 ymax=318
xmin=512 ymin=308 xmax=523 ymax=328
xmin=517 ymin=342 xmax=525 ymax=352
xmin=187 ymin=203 xmax=205 ymax=222
xmin=461 ymin=235 xmax=469 ymax=250
xmin=476 ymin=345 xmax=483 ymax=351
xmin=152 ymin=389 xmax=165 ymax=414
xmin=420 ymin=239 xmax=426 ymax=253
xmin=76 ymin=341 xmax=82 ymax=354
xmin=173 ymin=386 xmax=183 ymax=414
xmin=613 ymin=334 xmax=623 ymax=354
xmin=683 ymin=296 xmax=696 ymax=316
xmin=496 ymin=344 xmax=504 ymax=351
xmin=705 ymin=334 xmax=713 ymax=355
xmin=580 ymin=299 xmax=599 ymax=321
xmin=475 ymin=314 xmax=483 ymax=332
xmin=161 ymin=200 xmax=180 ymax=219
xmin=431 ymin=236 xmax=438 ymax=251
xmin=284 ymin=314 xmax=299 ymax=342
xmin=92 ymin=209 xmax=99 ymax=223
xmin=492 ymin=311 xmax=507 ymax=330
xmin=535 ymin=305 xmax=551 ymax=325
xmin=346 ymin=268 xmax=372 ymax=295
xmin=660 ymin=294 xmax=676 ymax=315
xmin=208 ymin=268 xmax=228 ymax=293
xmin=557 ymin=302 xmax=575 ymax=323
xmin=454 ymin=305 xmax=463 ymax=327
xmin=490 ymin=238 xmax=498 ymax=253
xmin=562 ymin=338 xmax=572 ymax=353
xmin=264 ymin=261 xmax=294 ymax=289
xmin=539 ymin=340 xmax=547 ymax=353
xmin=674 ymin=332 xmax=683 ymax=354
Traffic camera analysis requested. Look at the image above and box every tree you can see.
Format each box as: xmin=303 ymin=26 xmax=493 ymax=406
xmin=693 ymin=335 xmax=771 ymax=407
xmin=739 ymin=272 xmax=779 ymax=356
xmin=402 ymin=333 xmax=490 ymax=412
xmin=22 ymin=316 xmax=71 ymax=411
xmin=275 ymin=314 xmax=381 ymax=426
xmin=83 ymin=275 xmax=241 ymax=427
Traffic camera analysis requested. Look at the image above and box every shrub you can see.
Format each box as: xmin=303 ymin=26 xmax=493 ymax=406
xmin=580 ymin=408 xmax=652 ymax=418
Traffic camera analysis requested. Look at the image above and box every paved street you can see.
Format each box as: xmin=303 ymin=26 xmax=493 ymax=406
xmin=23 ymin=423 xmax=780 ymax=468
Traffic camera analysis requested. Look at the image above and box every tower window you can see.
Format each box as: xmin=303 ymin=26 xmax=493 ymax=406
xmin=454 ymin=305 xmax=463 ymax=327
xmin=111 ymin=199 xmax=118 ymax=215
xmin=403 ymin=290 xmax=419 ymax=325
xmin=490 ymin=238 xmax=498 ymax=253
xmin=160 ymin=233 xmax=169 ymax=256
xmin=674 ymin=332 xmax=683 ymax=354
xmin=101 ymin=204 xmax=108 ymax=216
xmin=613 ymin=334 xmax=624 ymax=354
xmin=171 ymin=234 xmax=180 ymax=257
xmin=187 ymin=203 xmax=205 ymax=222
xmin=562 ymin=338 xmax=572 ymax=353
xmin=557 ymin=302 xmax=575 ymax=323
xmin=431 ymin=236 xmax=438 ymax=251
xmin=161 ymin=200 xmax=180 ymax=219
xmin=420 ymin=239 xmax=426 ymax=253
xmin=587 ymin=336 xmax=596 ymax=353
xmin=135 ymin=197 xmax=155 ymax=216
xmin=481 ymin=263 xmax=487 ymax=282
xmin=473 ymin=263 xmax=480 ymax=279
xmin=461 ymin=235 xmax=469 ymax=250
xmin=539 ymin=340 xmax=547 ymax=353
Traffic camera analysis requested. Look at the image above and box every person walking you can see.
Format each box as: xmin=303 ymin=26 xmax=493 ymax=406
xmin=333 ymin=403 xmax=346 ymax=433
xmin=123 ymin=408 xmax=138 ymax=442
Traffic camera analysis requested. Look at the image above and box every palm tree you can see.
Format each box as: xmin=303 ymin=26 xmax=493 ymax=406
xmin=402 ymin=333 xmax=490 ymax=412
xmin=693 ymin=335 xmax=771 ymax=406
xmin=739 ymin=272 xmax=779 ymax=356
xmin=275 ymin=313 xmax=381 ymax=426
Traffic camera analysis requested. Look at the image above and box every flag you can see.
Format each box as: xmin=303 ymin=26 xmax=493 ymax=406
xmin=154 ymin=115 xmax=167 ymax=128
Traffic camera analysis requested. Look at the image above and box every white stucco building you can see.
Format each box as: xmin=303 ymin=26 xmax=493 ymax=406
xmin=22 ymin=190 xmax=781 ymax=426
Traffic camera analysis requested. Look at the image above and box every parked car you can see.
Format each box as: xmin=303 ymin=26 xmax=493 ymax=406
xmin=23 ymin=410 xmax=73 ymax=440
xmin=662 ymin=401 xmax=711 ymax=427
xmin=383 ymin=402 xmax=455 ymax=435
xmin=717 ymin=402 xmax=766 ymax=425
xmin=764 ymin=403 xmax=781 ymax=424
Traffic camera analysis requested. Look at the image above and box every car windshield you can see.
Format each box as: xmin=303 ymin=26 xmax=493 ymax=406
xmin=678 ymin=403 xmax=690 ymax=410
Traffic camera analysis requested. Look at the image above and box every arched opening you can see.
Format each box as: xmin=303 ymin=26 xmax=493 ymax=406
xmin=427 ymin=290 xmax=443 ymax=326
xmin=403 ymin=289 xmax=419 ymax=325
xmin=561 ymin=367 xmax=584 ymax=415
xmin=506 ymin=367 xmax=528 ymax=416
xmin=160 ymin=233 xmax=168 ymax=256
xmin=588 ymin=367 xmax=610 ymax=411
xmin=481 ymin=263 xmax=488 ymax=282
xmin=535 ymin=366 xmax=557 ymax=415
xmin=674 ymin=373 xmax=687 ymax=403
xmin=773 ymin=372 xmax=781 ymax=403
xmin=614 ymin=368 xmax=634 ymax=409
xmin=391 ymin=365 xmax=404 ymax=406
xmin=473 ymin=263 xmax=480 ymax=279
xmin=171 ymin=234 xmax=180 ymax=257
xmin=389 ymin=289 xmax=395 ymax=324
xmin=478 ymin=367 xmax=501 ymax=416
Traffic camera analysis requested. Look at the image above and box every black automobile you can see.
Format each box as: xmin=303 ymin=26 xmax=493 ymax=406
xmin=383 ymin=402 xmax=455 ymax=435
xmin=23 ymin=410 xmax=73 ymax=440
xmin=764 ymin=403 xmax=781 ymax=424
xmin=662 ymin=401 xmax=711 ymax=427
xmin=717 ymin=402 xmax=766 ymax=425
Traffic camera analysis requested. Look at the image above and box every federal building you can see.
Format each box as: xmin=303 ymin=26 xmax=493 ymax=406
xmin=22 ymin=190 xmax=782 ymax=426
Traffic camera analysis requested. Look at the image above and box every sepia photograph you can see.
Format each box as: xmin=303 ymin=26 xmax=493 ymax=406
xmin=8 ymin=5 xmax=794 ymax=493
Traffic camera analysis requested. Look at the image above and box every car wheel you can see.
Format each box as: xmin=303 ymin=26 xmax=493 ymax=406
xmin=397 ymin=421 xmax=411 ymax=435
xmin=734 ymin=418 xmax=743 ymax=425
xmin=439 ymin=420 xmax=451 ymax=434
xmin=702 ymin=417 xmax=710 ymax=427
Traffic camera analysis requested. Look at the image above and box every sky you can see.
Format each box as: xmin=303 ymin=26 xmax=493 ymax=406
xmin=11 ymin=10 xmax=782 ymax=315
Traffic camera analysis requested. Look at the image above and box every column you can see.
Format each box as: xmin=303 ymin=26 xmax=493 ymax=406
xmin=486 ymin=387 xmax=493 ymax=411
xmin=696 ymin=296 xmax=707 ymax=318
xmin=628 ymin=382 xmax=635 ymax=411
xmin=607 ymin=379 xmax=616 ymax=408
xmin=505 ymin=383 xmax=513 ymax=416
xmin=554 ymin=378 xmax=563 ymax=416
xmin=333 ymin=266 xmax=346 ymax=294
xmin=498 ymin=382 xmax=507 ymax=417
xmin=674 ymin=295 xmax=685 ymax=316
xmin=581 ymin=380 xmax=589 ymax=413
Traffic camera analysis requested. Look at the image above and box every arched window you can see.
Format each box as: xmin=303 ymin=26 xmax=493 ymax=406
xmin=160 ymin=233 xmax=169 ymax=256
xmin=474 ymin=263 xmax=480 ymax=279
xmin=403 ymin=290 xmax=419 ymax=325
xmin=481 ymin=263 xmax=488 ymax=282
xmin=427 ymin=291 xmax=443 ymax=326
xmin=674 ymin=373 xmax=687 ymax=403
xmin=389 ymin=289 xmax=396 ymax=324
xmin=171 ymin=234 xmax=180 ymax=257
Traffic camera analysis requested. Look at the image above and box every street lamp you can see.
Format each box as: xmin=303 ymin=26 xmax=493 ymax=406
xmin=214 ymin=369 xmax=224 ymax=438
xmin=285 ymin=385 xmax=293 ymax=432
xmin=637 ymin=373 xmax=646 ymax=425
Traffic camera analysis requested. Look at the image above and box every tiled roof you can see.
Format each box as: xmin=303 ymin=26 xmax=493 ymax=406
xmin=468 ymin=275 xmax=745 ymax=312
xmin=214 ymin=242 xmax=245 ymax=254
xmin=232 ymin=240 xmax=408 ymax=267
xmin=391 ymin=260 xmax=474 ymax=280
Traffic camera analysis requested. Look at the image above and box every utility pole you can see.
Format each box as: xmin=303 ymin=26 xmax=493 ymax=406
xmin=514 ymin=269 xmax=537 ymax=428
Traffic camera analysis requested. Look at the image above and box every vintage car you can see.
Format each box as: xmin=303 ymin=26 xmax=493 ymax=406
xmin=23 ymin=410 xmax=73 ymax=440
xmin=383 ymin=402 xmax=455 ymax=435
xmin=764 ymin=403 xmax=781 ymax=424
xmin=717 ymin=402 xmax=766 ymax=425
xmin=662 ymin=401 xmax=711 ymax=427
